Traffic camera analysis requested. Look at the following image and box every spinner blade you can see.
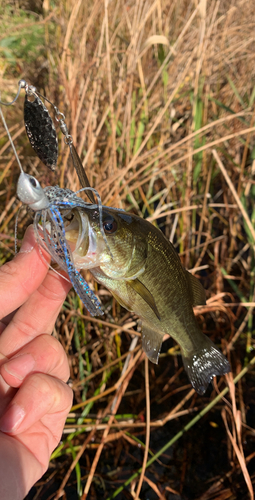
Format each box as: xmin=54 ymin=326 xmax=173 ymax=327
xmin=24 ymin=94 xmax=58 ymax=170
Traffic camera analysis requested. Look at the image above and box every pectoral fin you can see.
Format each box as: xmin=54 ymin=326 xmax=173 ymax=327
xmin=127 ymin=278 xmax=161 ymax=320
xmin=141 ymin=323 xmax=163 ymax=364
xmin=186 ymin=270 xmax=206 ymax=306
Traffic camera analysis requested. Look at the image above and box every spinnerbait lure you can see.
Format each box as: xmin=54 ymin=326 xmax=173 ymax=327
xmin=17 ymin=171 xmax=105 ymax=316
xmin=1 ymin=79 xmax=95 ymax=202
xmin=0 ymin=93 xmax=106 ymax=316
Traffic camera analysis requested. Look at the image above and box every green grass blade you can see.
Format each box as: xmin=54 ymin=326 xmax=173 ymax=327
xmin=227 ymin=75 xmax=245 ymax=108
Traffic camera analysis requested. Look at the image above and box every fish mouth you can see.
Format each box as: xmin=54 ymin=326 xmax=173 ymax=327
xmin=63 ymin=208 xmax=111 ymax=269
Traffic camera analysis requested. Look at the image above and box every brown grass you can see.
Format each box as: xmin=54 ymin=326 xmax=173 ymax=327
xmin=0 ymin=0 xmax=255 ymax=498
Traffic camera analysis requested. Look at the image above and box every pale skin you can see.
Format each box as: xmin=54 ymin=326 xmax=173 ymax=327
xmin=0 ymin=226 xmax=73 ymax=500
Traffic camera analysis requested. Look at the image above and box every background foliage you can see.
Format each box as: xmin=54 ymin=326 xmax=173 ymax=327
xmin=0 ymin=0 xmax=255 ymax=498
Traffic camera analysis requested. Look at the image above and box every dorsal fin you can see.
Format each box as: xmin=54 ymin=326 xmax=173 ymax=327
xmin=186 ymin=270 xmax=206 ymax=306
xmin=127 ymin=278 xmax=161 ymax=320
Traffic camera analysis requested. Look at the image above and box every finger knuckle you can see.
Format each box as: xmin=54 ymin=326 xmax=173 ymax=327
xmin=11 ymin=315 xmax=36 ymax=341
xmin=28 ymin=372 xmax=53 ymax=399
xmin=0 ymin=259 xmax=19 ymax=280
xmin=37 ymin=333 xmax=60 ymax=353
xmin=36 ymin=334 xmax=70 ymax=380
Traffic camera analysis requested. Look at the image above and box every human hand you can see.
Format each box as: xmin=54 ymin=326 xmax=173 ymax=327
xmin=0 ymin=226 xmax=73 ymax=500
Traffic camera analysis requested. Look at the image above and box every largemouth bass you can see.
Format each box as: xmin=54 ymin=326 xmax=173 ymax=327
xmin=64 ymin=205 xmax=231 ymax=395
xmin=16 ymin=172 xmax=230 ymax=395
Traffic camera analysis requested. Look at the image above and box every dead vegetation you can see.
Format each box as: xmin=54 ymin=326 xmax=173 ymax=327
xmin=0 ymin=0 xmax=255 ymax=498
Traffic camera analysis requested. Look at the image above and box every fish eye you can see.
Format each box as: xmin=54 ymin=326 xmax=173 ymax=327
xmin=103 ymin=216 xmax=118 ymax=234
xmin=29 ymin=176 xmax=38 ymax=188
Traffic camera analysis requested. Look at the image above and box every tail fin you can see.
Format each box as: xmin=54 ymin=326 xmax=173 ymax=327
xmin=182 ymin=337 xmax=230 ymax=395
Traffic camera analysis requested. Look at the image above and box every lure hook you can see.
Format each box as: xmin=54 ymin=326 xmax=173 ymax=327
xmin=0 ymin=84 xmax=104 ymax=316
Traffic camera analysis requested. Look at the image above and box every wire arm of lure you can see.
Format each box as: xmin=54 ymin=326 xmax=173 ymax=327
xmin=54 ymin=109 xmax=96 ymax=203
xmin=22 ymin=81 xmax=96 ymax=200
xmin=0 ymin=79 xmax=95 ymax=198
xmin=0 ymin=79 xmax=27 ymax=106
xmin=0 ymin=85 xmax=49 ymax=209
xmin=0 ymin=105 xmax=23 ymax=173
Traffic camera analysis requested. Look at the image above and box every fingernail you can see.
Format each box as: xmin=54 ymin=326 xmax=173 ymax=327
xmin=0 ymin=403 xmax=25 ymax=433
xmin=3 ymin=354 xmax=35 ymax=381
xmin=19 ymin=227 xmax=35 ymax=254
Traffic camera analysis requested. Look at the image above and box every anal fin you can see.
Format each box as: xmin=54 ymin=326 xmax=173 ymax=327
xmin=141 ymin=323 xmax=163 ymax=364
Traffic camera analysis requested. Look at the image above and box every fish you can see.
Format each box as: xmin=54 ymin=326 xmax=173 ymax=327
xmin=0 ymin=83 xmax=230 ymax=395
xmin=62 ymin=204 xmax=231 ymax=395
xmin=16 ymin=171 xmax=230 ymax=395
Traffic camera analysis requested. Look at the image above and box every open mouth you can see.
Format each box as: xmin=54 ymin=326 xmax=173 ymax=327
xmin=63 ymin=208 xmax=111 ymax=269
xmin=63 ymin=208 xmax=89 ymax=256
